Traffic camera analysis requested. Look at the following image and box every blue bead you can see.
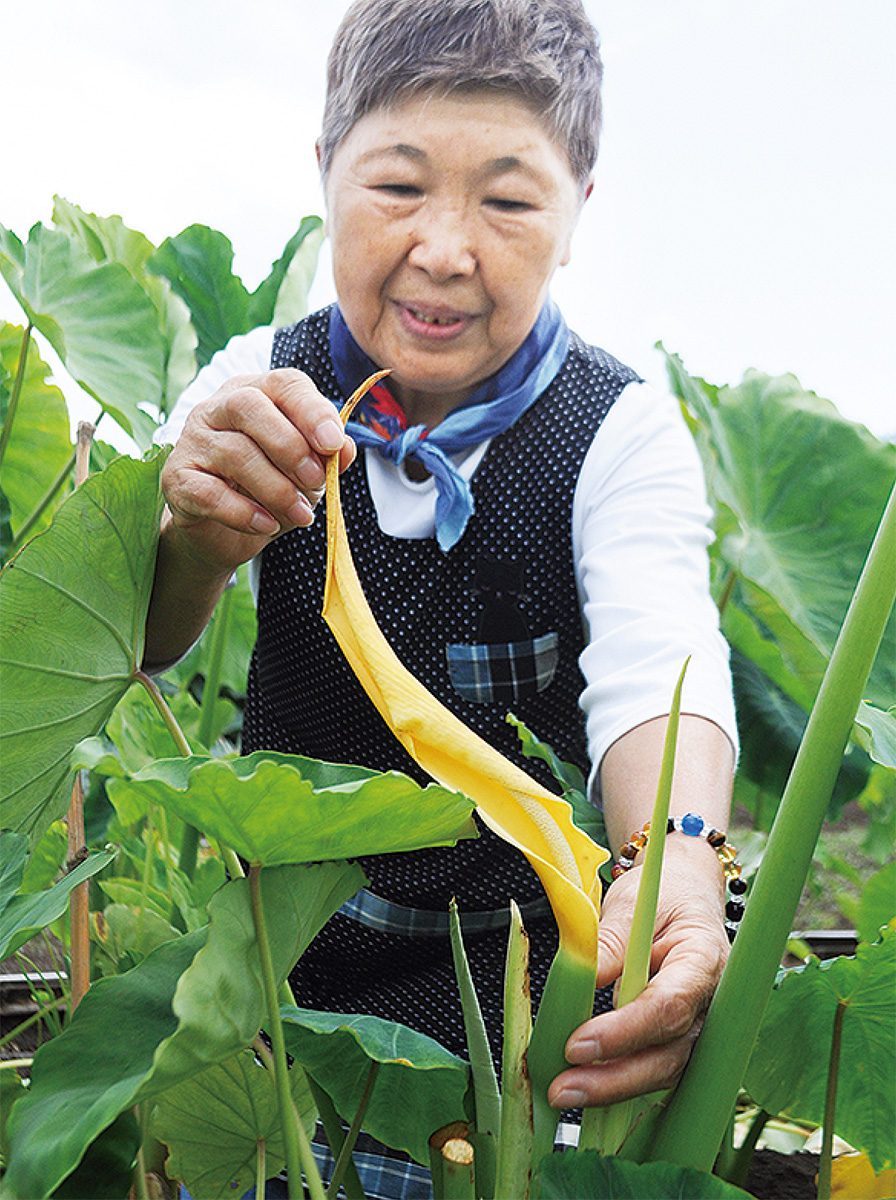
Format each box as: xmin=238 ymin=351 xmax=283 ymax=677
xmin=681 ymin=812 xmax=704 ymax=837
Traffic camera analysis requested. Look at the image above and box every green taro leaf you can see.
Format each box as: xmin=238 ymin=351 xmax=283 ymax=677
xmin=0 ymin=848 xmax=115 ymax=960
xmin=0 ymin=323 xmax=73 ymax=545
xmin=281 ymin=1007 xmax=470 ymax=1165
xmin=50 ymin=1110 xmax=140 ymax=1200
xmin=113 ymin=751 xmax=477 ymax=866
xmin=151 ymin=1048 xmax=316 ymax=1199
xmin=0 ymin=453 xmax=165 ymax=843
xmin=0 ymin=222 xmax=165 ymax=447
xmin=855 ymin=702 xmax=896 ymax=770
xmin=249 ymin=215 xmax=324 ymax=329
xmin=147 ymin=225 xmax=252 ymax=368
xmin=856 ymin=863 xmax=896 ymax=945
xmin=536 ymin=1150 xmax=754 ymax=1198
xmin=0 ymin=830 xmax=28 ymax=911
xmin=51 ymin=197 xmax=198 ymax=412
xmin=744 ymin=928 xmax=896 ymax=1173
xmin=665 ymin=353 xmax=896 ymax=713
xmin=4 ymin=860 xmax=362 ymax=1198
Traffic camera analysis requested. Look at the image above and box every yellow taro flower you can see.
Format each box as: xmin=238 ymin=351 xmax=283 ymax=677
xmin=322 ymin=375 xmax=609 ymax=1122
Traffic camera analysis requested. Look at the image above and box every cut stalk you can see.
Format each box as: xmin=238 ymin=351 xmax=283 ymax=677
xmin=649 ymin=478 xmax=896 ymax=1170
xmin=581 ymin=660 xmax=689 ymax=1155
xmin=440 ymin=1138 xmax=476 ymax=1200
xmin=495 ymin=901 xmax=533 ymax=1200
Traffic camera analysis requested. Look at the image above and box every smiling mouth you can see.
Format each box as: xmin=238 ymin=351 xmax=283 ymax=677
xmin=406 ymin=306 xmax=464 ymax=326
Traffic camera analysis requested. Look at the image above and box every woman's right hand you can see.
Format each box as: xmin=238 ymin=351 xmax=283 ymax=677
xmin=160 ymin=368 xmax=356 ymax=576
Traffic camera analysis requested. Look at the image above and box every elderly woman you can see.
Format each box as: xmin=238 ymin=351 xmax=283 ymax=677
xmin=148 ymin=0 xmax=737 ymax=1192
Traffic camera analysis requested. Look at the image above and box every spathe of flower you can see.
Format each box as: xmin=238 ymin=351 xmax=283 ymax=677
xmin=322 ymin=371 xmax=609 ymax=973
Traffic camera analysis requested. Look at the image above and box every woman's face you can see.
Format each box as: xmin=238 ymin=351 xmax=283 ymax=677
xmin=324 ymin=91 xmax=584 ymax=422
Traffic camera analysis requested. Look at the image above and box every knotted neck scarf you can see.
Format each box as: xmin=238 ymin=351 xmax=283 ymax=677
xmin=328 ymin=301 xmax=570 ymax=550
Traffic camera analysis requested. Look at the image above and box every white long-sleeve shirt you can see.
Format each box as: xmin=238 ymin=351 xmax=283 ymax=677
xmin=157 ymin=323 xmax=738 ymax=793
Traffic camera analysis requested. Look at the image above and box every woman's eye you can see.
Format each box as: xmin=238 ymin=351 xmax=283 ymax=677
xmin=486 ymin=197 xmax=533 ymax=213
xmin=376 ymin=183 xmax=422 ymax=197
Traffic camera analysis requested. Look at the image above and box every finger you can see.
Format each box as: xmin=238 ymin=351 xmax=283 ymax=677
xmin=566 ymin=946 xmax=721 ymax=1066
xmin=548 ymin=1023 xmax=701 ymax=1108
xmin=207 ymin=372 xmax=348 ymax=493
xmin=164 ymin=429 xmax=317 ymax=536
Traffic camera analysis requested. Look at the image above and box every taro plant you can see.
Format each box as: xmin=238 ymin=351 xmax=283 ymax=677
xmin=1 ymin=200 xmax=895 ymax=1198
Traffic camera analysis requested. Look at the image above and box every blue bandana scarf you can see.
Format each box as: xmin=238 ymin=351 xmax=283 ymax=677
xmin=328 ymin=301 xmax=569 ymax=550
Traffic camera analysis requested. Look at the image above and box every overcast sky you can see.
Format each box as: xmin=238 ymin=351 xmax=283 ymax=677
xmin=3 ymin=0 xmax=894 ymax=442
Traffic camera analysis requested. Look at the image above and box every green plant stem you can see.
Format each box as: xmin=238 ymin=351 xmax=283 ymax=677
xmin=722 ymin=1108 xmax=771 ymax=1188
xmin=0 ymin=322 xmax=31 ymax=473
xmin=134 ymin=1144 xmax=151 ymax=1200
xmin=197 ymin=585 xmax=234 ymax=748
xmin=0 ymin=994 xmax=68 ymax=1051
xmin=136 ymin=807 xmax=156 ymax=955
xmin=495 ymin=900 xmax=533 ymax=1200
xmin=328 ymin=1061 xmax=379 ymax=1199
xmin=7 ymin=446 xmax=76 ymax=557
xmin=448 ymin=899 xmax=501 ymax=1139
xmin=249 ymin=865 xmax=325 ymax=1200
xmin=256 ymin=1138 xmax=267 ymax=1200
xmin=649 ymin=478 xmax=896 ymax=1171
xmin=133 ymin=670 xmax=205 ymax=880
xmin=134 ymin=670 xmax=193 ymax=757
xmin=817 ymin=1001 xmax=847 ymax=1200
xmin=0 ymin=1058 xmax=32 ymax=1071
xmin=715 ymin=568 xmax=738 ymax=618
xmin=581 ymin=659 xmax=688 ymax=1156
xmin=307 ymin=1078 xmax=367 ymax=1200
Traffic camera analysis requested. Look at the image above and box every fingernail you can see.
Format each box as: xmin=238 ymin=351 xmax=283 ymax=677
xmin=552 ymin=1088 xmax=587 ymax=1109
xmin=314 ymin=418 xmax=344 ymax=452
xmin=251 ymin=511 xmax=280 ymax=534
xmin=567 ymin=1036 xmax=600 ymax=1064
xmin=288 ymin=494 xmax=315 ymax=526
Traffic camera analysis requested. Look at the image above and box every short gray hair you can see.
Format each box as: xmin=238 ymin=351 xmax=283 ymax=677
xmin=319 ymin=0 xmax=603 ymax=191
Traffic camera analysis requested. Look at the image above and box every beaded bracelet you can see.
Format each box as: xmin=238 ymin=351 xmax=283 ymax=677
xmin=611 ymin=812 xmax=746 ymax=942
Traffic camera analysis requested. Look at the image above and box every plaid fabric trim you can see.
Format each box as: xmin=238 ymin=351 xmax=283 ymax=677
xmin=445 ymin=631 xmax=559 ymax=705
xmin=340 ymin=888 xmax=551 ymax=937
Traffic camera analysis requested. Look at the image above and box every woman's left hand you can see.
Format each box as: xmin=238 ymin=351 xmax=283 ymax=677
xmin=548 ymin=840 xmax=730 ymax=1108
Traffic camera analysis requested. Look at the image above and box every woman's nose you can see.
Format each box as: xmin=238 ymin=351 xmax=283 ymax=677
xmin=406 ymin=204 xmax=477 ymax=280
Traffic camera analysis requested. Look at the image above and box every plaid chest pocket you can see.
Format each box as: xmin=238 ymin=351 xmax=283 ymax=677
xmin=445 ymin=631 xmax=560 ymax=706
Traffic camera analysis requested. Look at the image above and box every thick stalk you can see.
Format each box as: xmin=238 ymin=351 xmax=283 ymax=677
xmin=0 ymin=322 xmax=32 ymax=472
xmin=440 ymin=1139 xmax=476 ymax=1200
xmin=527 ymin=952 xmax=597 ymax=1165
xmin=817 ymin=1002 xmax=847 ymax=1200
xmin=495 ymin=901 xmax=533 ymax=1200
xmin=249 ymin=865 xmax=325 ymax=1200
xmin=649 ymin=479 xmax=896 ymax=1170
